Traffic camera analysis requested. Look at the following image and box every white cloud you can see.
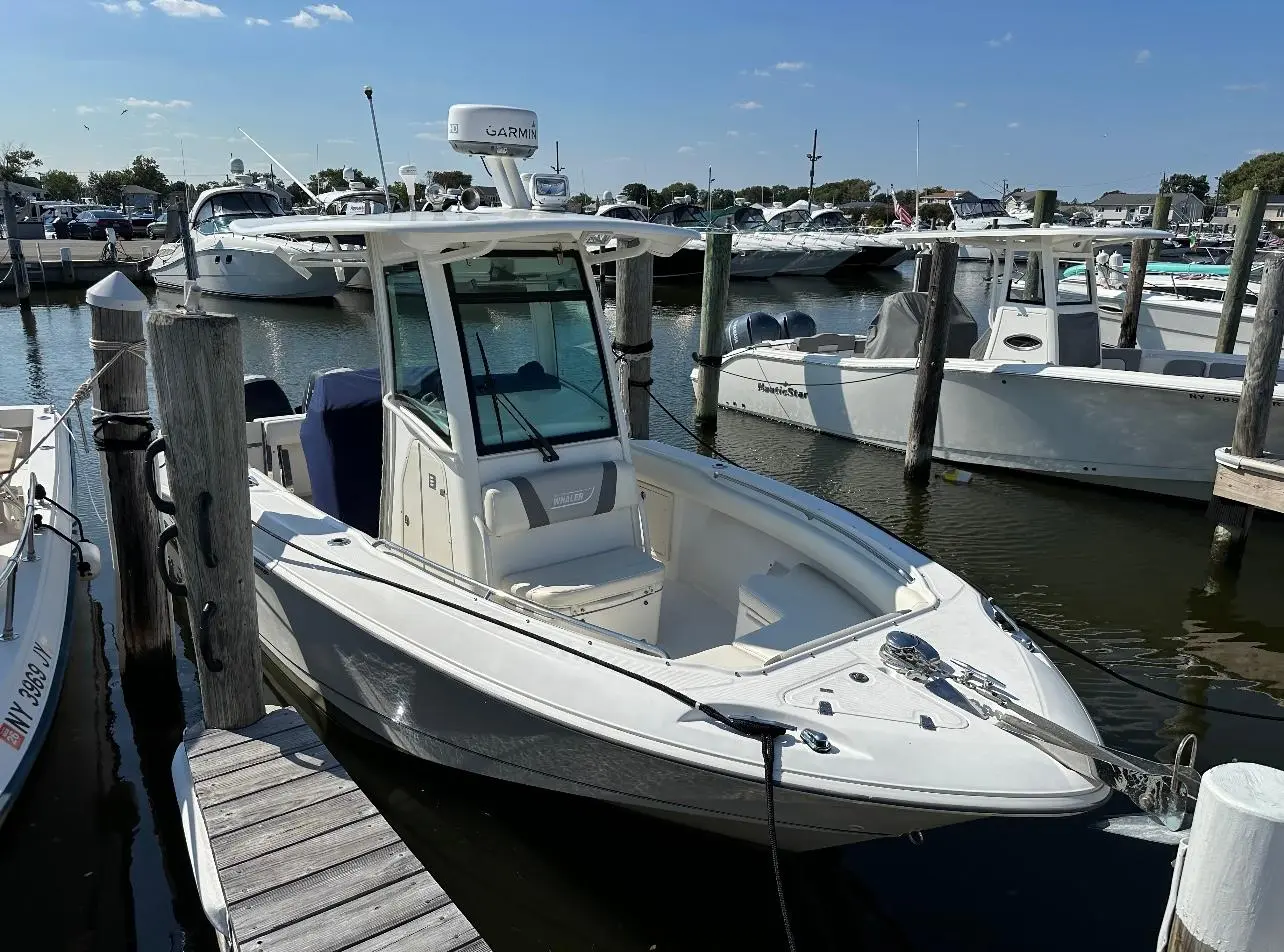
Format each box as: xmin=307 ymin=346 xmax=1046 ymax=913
xmin=120 ymin=97 xmax=192 ymax=108
xmin=734 ymin=100 xmax=762 ymax=110
xmin=800 ymin=82 xmax=814 ymax=88
xmin=307 ymin=3 xmax=351 ymax=20
xmin=284 ymin=9 xmax=319 ymax=27
xmin=245 ymin=16 xmax=270 ymax=25
xmin=415 ymin=130 xmax=446 ymax=141
xmin=775 ymin=61 xmax=805 ymax=70
xmin=76 ymin=105 xmax=100 ymax=115
xmin=954 ymin=100 xmax=968 ymax=108
xmin=126 ymin=0 xmax=144 ymax=10
xmin=752 ymin=68 xmax=771 ymax=77
xmin=726 ymin=130 xmax=739 ymax=137
xmin=1225 ymin=82 xmax=1267 ymax=91
xmin=987 ymin=31 xmax=1013 ymax=47
xmin=326 ymin=137 xmax=354 ymax=144
xmin=1007 ymin=121 xmax=1021 ymax=128
xmin=677 ymin=145 xmax=694 ymax=153
xmin=1135 ymin=49 xmax=1151 ymax=64
xmin=98 ymin=1 xmax=144 ymax=13
xmin=146 ymin=112 xmax=165 ymax=120
xmin=1249 ymin=148 xmax=1267 ymax=156
xmin=151 ymin=0 xmax=224 ymax=17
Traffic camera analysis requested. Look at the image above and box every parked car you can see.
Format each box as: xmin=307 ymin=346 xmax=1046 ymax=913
xmin=68 ymin=210 xmax=134 ymax=240
xmin=128 ymin=208 xmax=156 ymax=229
xmin=146 ymin=211 xmax=170 ymax=239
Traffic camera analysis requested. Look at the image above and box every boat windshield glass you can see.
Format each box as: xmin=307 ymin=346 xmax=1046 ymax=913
xmin=1056 ymin=259 xmax=1093 ymax=305
xmin=652 ymin=204 xmax=708 ymax=228
xmin=811 ymin=211 xmax=849 ymax=230
xmin=600 ymin=205 xmax=648 ymax=222
xmin=446 ymin=251 xmax=617 ymax=455
xmin=195 ymin=190 xmax=286 ymax=226
xmin=387 ymin=262 xmax=451 ymax=444
xmin=953 ymin=199 xmax=1004 ymax=220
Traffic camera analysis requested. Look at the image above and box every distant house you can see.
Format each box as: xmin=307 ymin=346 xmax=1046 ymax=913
xmin=471 ymin=185 xmax=501 ymax=207
xmin=122 ymin=183 xmax=161 ymax=210
xmin=1225 ymin=193 xmax=1284 ymax=235
xmin=1088 ymin=190 xmax=1204 ymax=224
xmin=1005 ymin=189 xmax=1037 ymax=215
xmin=918 ymin=188 xmax=979 ymax=206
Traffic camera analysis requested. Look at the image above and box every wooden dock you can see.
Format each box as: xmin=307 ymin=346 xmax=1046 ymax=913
xmin=174 ymin=707 xmax=487 ymax=952
xmin=0 ymin=238 xmax=156 ymax=289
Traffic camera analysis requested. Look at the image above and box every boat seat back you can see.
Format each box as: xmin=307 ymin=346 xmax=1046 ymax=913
xmin=482 ymin=461 xmax=638 ymax=537
xmin=0 ymin=428 xmax=19 ymax=475
xmin=1207 ymin=362 xmax=1245 ymax=380
xmin=300 ymin=368 xmax=383 ymax=537
xmin=1099 ymin=346 xmax=1142 ymax=372
xmin=1163 ymin=358 xmax=1206 ymax=377
xmin=255 ymin=414 xmax=311 ymax=497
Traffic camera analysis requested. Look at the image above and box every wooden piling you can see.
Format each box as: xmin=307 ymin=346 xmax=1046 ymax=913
xmin=904 ymin=241 xmax=960 ymax=484
xmin=694 ymin=231 xmax=733 ymax=423
xmin=60 ymin=246 xmax=75 ymax=284
xmin=146 ymin=304 xmax=263 ymax=729
xmin=1031 ymin=189 xmax=1057 ymax=227
xmin=613 ymin=251 xmax=653 ymax=439
xmin=86 ymin=274 xmax=172 ymax=666
xmin=911 ymin=251 xmax=932 ymax=292
xmin=1025 ymin=189 xmax=1056 ymax=300
xmin=2 ymin=183 xmax=30 ymax=300
xmin=1162 ymin=763 xmax=1284 ymax=951
xmin=1208 ymin=253 xmax=1284 ymax=567
xmin=176 ymin=200 xmax=197 ymax=281
xmin=1215 ymin=187 xmax=1267 ymax=353
xmin=1118 ymin=194 xmax=1174 ymax=347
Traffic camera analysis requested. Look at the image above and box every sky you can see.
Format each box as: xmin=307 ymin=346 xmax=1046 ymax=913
xmin=9 ymin=0 xmax=1284 ymax=202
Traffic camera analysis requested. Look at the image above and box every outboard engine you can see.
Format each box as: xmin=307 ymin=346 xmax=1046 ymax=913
xmin=244 ymin=374 xmax=293 ymax=421
xmin=724 ymin=311 xmax=783 ymax=352
xmin=777 ymin=310 xmax=816 ymax=339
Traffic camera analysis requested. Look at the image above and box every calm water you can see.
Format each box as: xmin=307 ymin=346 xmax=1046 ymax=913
xmin=3 ymin=264 xmax=1283 ymax=951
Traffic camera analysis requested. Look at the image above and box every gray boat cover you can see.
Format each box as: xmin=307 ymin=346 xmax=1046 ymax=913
xmin=863 ymin=291 xmax=978 ymax=360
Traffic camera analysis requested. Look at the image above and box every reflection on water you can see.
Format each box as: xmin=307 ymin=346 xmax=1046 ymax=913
xmin=3 ymin=265 xmax=1283 ymax=951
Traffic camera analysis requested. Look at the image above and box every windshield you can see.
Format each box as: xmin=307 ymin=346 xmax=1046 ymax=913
xmin=735 ymin=207 xmax=767 ymax=230
xmin=195 ymin=190 xmax=286 ymax=225
xmin=446 ymin=252 xmax=617 ymax=455
xmin=811 ymin=211 xmax=849 ymax=230
xmin=652 ymin=204 xmax=709 ymax=228
xmin=953 ymin=199 xmax=1005 ymax=220
xmin=600 ymin=205 xmax=647 ymax=222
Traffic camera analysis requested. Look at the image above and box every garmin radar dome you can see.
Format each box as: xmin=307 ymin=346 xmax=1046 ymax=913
xmin=447 ymin=105 xmax=539 ymax=158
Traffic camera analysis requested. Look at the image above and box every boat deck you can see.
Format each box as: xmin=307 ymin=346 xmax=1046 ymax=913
xmin=177 ymin=707 xmax=487 ymax=952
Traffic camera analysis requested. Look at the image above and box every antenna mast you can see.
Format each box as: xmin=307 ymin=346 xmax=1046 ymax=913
xmin=363 ymin=85 xmax=393 ymax=211
xmin=806 ymin=129 xmax=821 ymax=214
xmin=551 ymin=140 xmax=564 ymax=174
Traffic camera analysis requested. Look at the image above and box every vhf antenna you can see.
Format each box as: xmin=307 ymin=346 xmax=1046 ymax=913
xmin=363 ymin=85 xmax=392 ymax=211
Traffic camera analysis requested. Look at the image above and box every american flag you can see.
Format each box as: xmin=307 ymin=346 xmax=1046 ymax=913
xmin=892 ymin=192 xmax=914 ymax=227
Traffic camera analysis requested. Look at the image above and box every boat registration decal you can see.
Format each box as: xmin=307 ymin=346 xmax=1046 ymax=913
xmin=1 ymin=640 xmax=54 ymax=751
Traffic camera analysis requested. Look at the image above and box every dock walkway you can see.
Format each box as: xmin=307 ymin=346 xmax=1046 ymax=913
xmin=174 ymin=707 xmax=487 ymax=952
xmin=0 ymin=238 xmax=157 ymax=289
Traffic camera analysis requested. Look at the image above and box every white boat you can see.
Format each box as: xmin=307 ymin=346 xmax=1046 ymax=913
xmin=946 ymin=197 xmax=1029 ymax=260
xmin=314 ymin=182 xmax=401 ymax=291
xmin=0 ymin=406 xmax=95 ymax=827
xmin=595 ymin=200 xmax=705 ymax=280
xmin=175 ymin=105 xmax=1205 ymax=852
xmin=765 ymin=202 xmax=913 ymax=269
xmin=713 ymin=227 xmax=1284 ymax=500
xmin=650 ymin=199 xmax=799 ymax=279
xmin=150 ymin=169 xmax=347 ymax=300
xmin=710 ymin=202 xmax=854 ymax=276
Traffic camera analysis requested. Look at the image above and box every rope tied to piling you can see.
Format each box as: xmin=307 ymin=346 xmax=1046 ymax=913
xmin=691 ymin=351 xmax=723 ymax=369
xmin=610 ymin=339 xmax=653 ymax=361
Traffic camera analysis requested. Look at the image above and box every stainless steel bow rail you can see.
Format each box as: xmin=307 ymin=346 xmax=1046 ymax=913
xmin=1 ymin=474 xmax=40 ymax=642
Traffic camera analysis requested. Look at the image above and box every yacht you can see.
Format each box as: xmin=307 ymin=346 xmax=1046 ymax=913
xmin=712 ymin=227 xmax=1283 ymax=500
xmin=651 ymin=198 xmax=799 ymax=279
xmin=709 ymin=202 xmax=854 ymax=276
xmin=945 ymin=196 xmax=1028 ymax=260
xmin=764 ymin=202 xmax=912 ymax=269
xmin=0 ymin=404 xmax=97 ymax=828
xmin=149 ymin=161 xmax=348 ymax=300
xmin=314 ymin=178 xmax=403 ymax=291
xmin=595 ymin=198 xmax=704 ymax=280
xmin=167 ymin=106 xmax=1187 ymax=851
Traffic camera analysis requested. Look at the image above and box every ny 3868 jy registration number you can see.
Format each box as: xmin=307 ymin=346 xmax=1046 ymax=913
xmin=1 ymin=641 xmax=54 ymax=751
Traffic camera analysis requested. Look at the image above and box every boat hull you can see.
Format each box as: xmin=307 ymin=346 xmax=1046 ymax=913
xmin=715 ymin=352 xmax=1284 ymax=500
xmin=150 ymin=237 xmax=345 ymax=300
xmin=253 ymin=567 xmax=997 ymax=851
xmin=1095 ymin=289 xmax=1255 ymax=355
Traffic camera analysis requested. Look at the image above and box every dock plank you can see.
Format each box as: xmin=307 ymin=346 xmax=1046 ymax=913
xmin=189 ymin=724 xmax=326 ymax=782
xmin=179 ymin=707 xmax=485 ymax=952
xmin=248 ymin=871 xmax=453 ymax=952
xmin=211 ymin=789 xmax=377 ymax=867
xmin=220 ymin=813 xmax=404 ymax=904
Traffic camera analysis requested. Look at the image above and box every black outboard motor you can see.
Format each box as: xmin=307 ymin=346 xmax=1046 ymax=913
xmin=723 ymin=311 xmax=783 ymax=352
xmin=777 ymin=310 xmax=817 ymax=339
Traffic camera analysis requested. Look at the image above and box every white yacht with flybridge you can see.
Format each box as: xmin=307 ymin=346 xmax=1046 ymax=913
xmin=165 ymin=106 xmax=1204 ymax=850
xmin=712 ymin=227 xmax=1284 ymax=500
xmin=149 ymin=160 xmax=348 ymax=300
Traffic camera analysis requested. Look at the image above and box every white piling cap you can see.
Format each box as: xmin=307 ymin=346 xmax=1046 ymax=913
xmin=85 ymin=271 xmax=147 ymax=312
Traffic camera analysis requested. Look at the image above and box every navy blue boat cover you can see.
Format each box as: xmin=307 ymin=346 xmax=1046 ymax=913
xmin=300 ymin=368 xmax=383 ymax=537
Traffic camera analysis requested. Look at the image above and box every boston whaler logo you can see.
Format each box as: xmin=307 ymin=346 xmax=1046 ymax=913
xmin=551 ymin=487 xmax=594 ymax=509
xmin=757 ymin=382 xmax=808 ymax=399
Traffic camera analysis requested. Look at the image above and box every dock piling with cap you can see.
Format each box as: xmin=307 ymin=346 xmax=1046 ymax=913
xmin=613 ymin=251 xmax=654 ymax=439
xmin=2 ymin=183 xmax=30 ymax=300
xmin=694 ymin=231 xmax=733 ymax=423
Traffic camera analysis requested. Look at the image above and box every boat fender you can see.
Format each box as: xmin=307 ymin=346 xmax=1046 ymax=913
xmin=777 ymin=310 xmax=816 ymax=339
xmin=723 ymin=311 xmax=782 ymax=351
xmin=77 ymin=541 xmax=103 ymax=579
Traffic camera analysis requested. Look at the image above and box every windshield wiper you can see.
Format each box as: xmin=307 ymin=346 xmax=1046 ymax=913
xmin=473 ymin=334 xmax=559 ymax=462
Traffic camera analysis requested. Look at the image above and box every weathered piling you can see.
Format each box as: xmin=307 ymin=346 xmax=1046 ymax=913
xmin=694 ymin=231 xmax=733 ymax=422
xmin=59 ymin=246 xmax=74 ymax=284
xmin=86 ymin=274 xmax=172 ymax=666
xmin=1208 ymin=253 xmax=1284 ymax=567
xmin=2 ymin=183 xmax=30 ymax=300
xmin=904 ymin=240 xmax=960 ymax=484
xmin=1025 ymin=189 xmax=1056 ymax=300
xmin=176 ymin=200 xmax=197 ymax=281
xmin=1162 ymin=762 xmax=1284 ymax=952
xmin=911 ymin=251 xmax=931 ymax=292
xmin=1118 ymin=194 xmax=1173 ymax=347
xmin=1215 ymin=187 xmax=1267 ymax=353
xmin=613 ymin=251 xmax=653 ymax=439
xmin=1030 ymin=189 xmax=1057 ymax=227
xmin=146 ymin=302 xmax=263 ymax=729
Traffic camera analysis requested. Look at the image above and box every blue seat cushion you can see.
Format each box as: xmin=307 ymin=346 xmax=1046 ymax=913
xmin=300 ymin=368 xmax=383 ymax=536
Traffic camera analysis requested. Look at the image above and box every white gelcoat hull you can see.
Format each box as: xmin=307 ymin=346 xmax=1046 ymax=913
xmin=150 ymin=237 xmax=345 ymax=299
xmin=777 ymin=248 xmax=856 ymax=276
xmin=1095 ymin=288 xmax=1256 ymax=355
xmin=715 ymin=351 xmax=1284 ymax=500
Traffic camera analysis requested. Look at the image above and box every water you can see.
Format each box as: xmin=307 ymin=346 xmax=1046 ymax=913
xmin=3 ymin=266 xmax=1283 ymax=951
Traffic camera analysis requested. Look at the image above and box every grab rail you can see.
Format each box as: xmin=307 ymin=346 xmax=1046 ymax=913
xmin=368 ymin=537 xmax=670 ymax=659
xmin=2 ymin=473 xmax=40 ymax=642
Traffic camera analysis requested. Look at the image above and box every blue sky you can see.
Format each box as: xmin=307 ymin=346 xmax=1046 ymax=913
xmin=10 ymin=0 xmax=1283 ymax=201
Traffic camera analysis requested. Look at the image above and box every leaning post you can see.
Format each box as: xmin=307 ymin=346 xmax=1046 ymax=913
xmin=86 ymin=273 xmax=172 ymax=666
xmin=1117 ymin=193 xmax=1173 ymax=347
xmin=2 ymin=183 xmax=30 ymax=300
xmin=904 ymin=240 xmax=960 ymax=484
xmin=694 ymin=231 xmax=733 ymax=423
xmin=1208 ymin=253 xmax=1284 ymax=567
xmin=613 ymin=250 xmax=654 ymax=439
xmin=1215 ymin=187 xmax=1267 ymax=353
xmin=146 ymin=299 xmax=263 ymax=729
